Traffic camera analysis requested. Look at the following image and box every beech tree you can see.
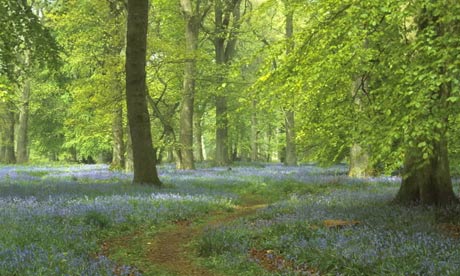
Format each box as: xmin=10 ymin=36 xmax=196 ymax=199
xmin=263 ymin=0 xmax=459 ymax=205
xmin=125 ymin=0 xmax=161 ymax=186
xmin=282 ymin=0 xmax=297 ymax=166
xmin=178 ymin=0 xmax=207 ymax=170
xmin=213 ymin=0 xmax=242 ymax=166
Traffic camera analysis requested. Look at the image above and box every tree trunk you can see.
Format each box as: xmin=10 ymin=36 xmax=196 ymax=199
xmin=396 ymin=137 xmax=457 ymax=205
xmin=111 ymin=103 xmax=125 ymax=170
xmin=348 ymin=144 xmax=372 ymax=177
xmin=215 ymin=95 xmax=229 ymax=165
xmin=214 ymin=0 xmax=228 ymax=165
xmin=194 ymin=110 xmax=204 ymax=162
xmin=349 ymin=74 xmax=373 ymax=177
xmin=179 ymin=0 xmax=199 ymax=170
xmin=213 ymin=0 xmax=241 ymax=166
xmin=0 ymin=132 xmax=6 ymax=163
xmin=283 ymin=9 xmax=297 ymax=166
xmin=250 ymin=100 xmax=258 ymax=161
xmin=394 ymin=0 xmax=458 ymax=206
xmin=5 ymin=109 xmax=16 ymax=164
xmin=125 ymin=124 xmax=134 ymax=171
xmin=284 ymin=110 xmax=297 ymax=166
xmin=125 ymin=0 xmax=161 ymax=186
xmin=17 ymin=78 xmax=30 ymax=163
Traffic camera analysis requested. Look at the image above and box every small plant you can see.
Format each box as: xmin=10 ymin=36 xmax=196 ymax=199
xmin=83 ymin=210 xmax=111 ymax=229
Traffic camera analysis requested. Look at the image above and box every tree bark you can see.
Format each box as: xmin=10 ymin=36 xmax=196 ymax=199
xmin=396 ymin=136 xmax=457 ymax=205
xmin=179 ymin=0 xmax=199 ymax=170
xmin=284 ymin=110 xmax=297 ymax=166
xmin=5 ymin=108 xmax=16 ymax=164
xmin=214 ymin=0 xmax=241 ymax=166
xmin=348 ymin=144 xmax=372 ymax=177
xmin=0 ymin=132 xmax=6 ymax=163
xmin=17 ymin=78 xmax=30 ymax=163
xmin=194 ymin=109 xmax=204 ymax=162
xmin=215 ymin=94 xmax=229 ymax=165
xmin=250 ymin=100 xmax=258 ymax=162
xmin=349 ymin=74 xmax=373 ymax=177
xmin=125 ymin=124 xmax=134 ymax=172
xmin=125 ymin=0 xmax=161 ymax=186
xmin=283 ymin=8 xmax=297 ymax=166
xmin=111 ymin=103 xmax=125 ymax=170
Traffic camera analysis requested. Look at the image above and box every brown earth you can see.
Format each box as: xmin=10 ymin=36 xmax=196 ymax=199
xmin=147 ymin=204 xmax=267 ymax=276
xmin=103 ymin=203 xmax=266 ymax=276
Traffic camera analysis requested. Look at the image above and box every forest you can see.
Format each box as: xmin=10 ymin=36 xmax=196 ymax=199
xmin=1 ymin=0 xmax=460 ymax=275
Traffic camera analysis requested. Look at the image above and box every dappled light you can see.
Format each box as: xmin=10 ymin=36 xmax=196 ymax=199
xmin=2 ymin=0 xmax=460 ymax=274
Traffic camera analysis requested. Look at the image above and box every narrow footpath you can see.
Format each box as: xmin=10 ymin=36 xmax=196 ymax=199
xmin=103 ymin=202 xmax=267 ymax=276
xmin=147 ymin=204 xmax=266 ymax=276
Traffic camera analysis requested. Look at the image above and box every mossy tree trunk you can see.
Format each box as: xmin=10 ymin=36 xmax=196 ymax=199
xmin=396 ymin=3 xmax=458 ymax=205
xmin=349 ymin=74 xmax=373 ymax=177
xmin=348 ymin=144 xmax=373 ymax=177
xmin=396 ymin=136 xmax=457 ymax=205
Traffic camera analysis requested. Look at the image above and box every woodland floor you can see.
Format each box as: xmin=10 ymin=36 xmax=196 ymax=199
xmin=102 ymin=199 xmax=268 ymax=276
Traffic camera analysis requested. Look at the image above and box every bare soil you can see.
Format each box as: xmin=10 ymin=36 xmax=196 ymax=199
xmin=103 ymin=203 xmax=266 ymax=276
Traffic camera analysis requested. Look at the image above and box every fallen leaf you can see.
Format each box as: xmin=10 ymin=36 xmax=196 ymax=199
xmin=323 ymin=219 xmax=360 ymax=228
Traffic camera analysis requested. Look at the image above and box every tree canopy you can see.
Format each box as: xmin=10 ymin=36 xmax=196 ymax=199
xmin=1 ymin=0 xmax=459 ymax=203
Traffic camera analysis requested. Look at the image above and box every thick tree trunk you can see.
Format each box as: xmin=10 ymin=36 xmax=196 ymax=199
xmin=396 ymin=137 xmax=457 ymax=205
xmin=125 ymin=0 xmax=161 ymax=186
xmin=17 ymin=78 xmax=30 ymax=163
xmin=178 ymin=0 xmax=199 ymax=170
xmin=125 ymin=124 xmax=134 ymax=172
xmin=111 ymin=104 xmax=125 ymax=170
xmin=394 ymin=0 xmax=458 ymax=206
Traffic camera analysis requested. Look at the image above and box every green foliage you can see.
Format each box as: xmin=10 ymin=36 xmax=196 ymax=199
xmin=250 ymin=0 xmax=460 ymax=170
xmin=40 ymin=0 xmax=126 ymax=160
xmin=0 ymin=0 xmax=59 ymax=78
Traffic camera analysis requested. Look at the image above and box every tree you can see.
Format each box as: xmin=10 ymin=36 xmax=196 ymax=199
xmin=265 ymin=0 xmax=459 ymax=205
xmin=214 ymin=0 xmax=242 ymax=166
xmin=394 ymin=1 xmax=458 ymax=205
xmin=125 ymin=0 xmax=161 ymax=186
xmin=0 ymin=0 xmax=58 ymax=78
xmin=16 ymin=73 xmax=31 ymax=163
xmin=1 ymin=0 xmax=58 ymax=163
xmin=283 ymin=0 xmax=297 ymax=166
xmin=178 ymin=0 xmax=202 ymax=170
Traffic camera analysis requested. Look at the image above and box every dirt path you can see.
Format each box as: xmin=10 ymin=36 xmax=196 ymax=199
xmin=104 ymin=203 xmax=267 ymax=276
xmin=147 ymin=204 xmax=266 ymax=276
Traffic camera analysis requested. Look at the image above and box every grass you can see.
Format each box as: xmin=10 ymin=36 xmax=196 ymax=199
xmin=0 ymin=163 xmax=459 ymax=275
xmin=197 ymin=181 xmax=460 ymax=275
